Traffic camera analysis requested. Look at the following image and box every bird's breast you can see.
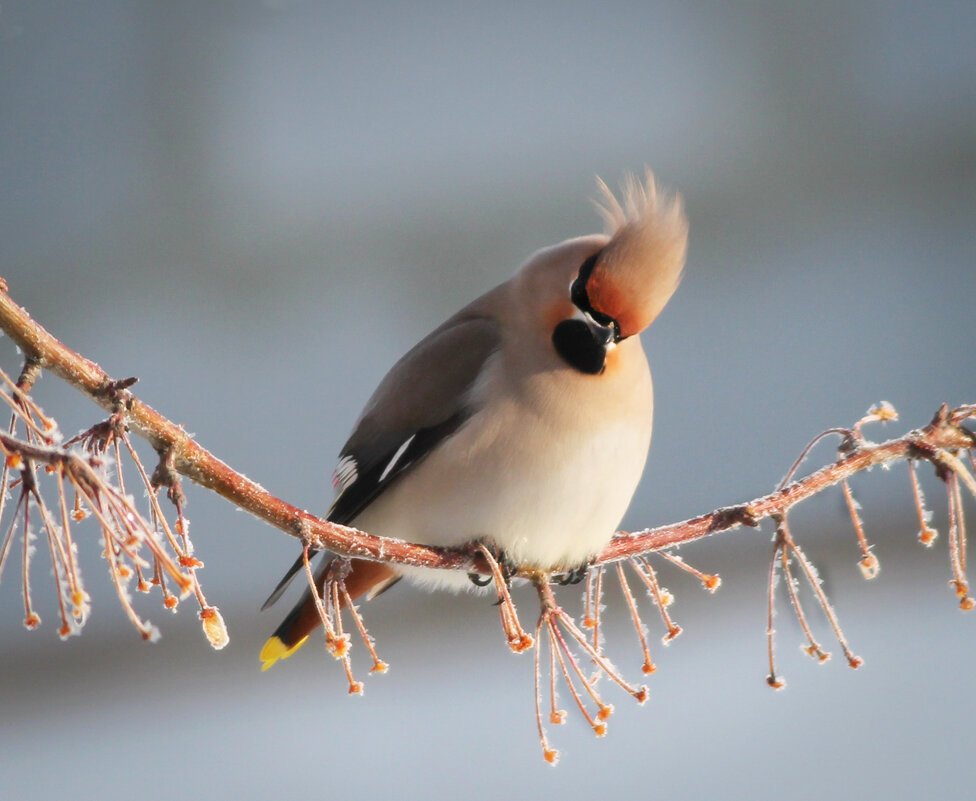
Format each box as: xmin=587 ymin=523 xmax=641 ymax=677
xmin=352 ymin=343 xmax=653 ymax=590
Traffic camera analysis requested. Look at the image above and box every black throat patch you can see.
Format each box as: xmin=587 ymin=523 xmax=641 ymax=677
xmin=552 ymin=318 xmax=611 ymax=375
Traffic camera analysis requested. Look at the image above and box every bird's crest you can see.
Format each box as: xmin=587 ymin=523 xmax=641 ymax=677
xmin=587 ymin=169 xmax=688 ymax=337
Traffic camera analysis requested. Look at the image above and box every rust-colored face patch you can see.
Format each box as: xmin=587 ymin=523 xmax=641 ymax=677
xmin=585 ymin=263 xmax=648 ymax=339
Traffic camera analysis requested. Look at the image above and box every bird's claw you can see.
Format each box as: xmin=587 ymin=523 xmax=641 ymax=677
xmin=555 ymin=563 xmax=590 ymax=585
xmin=467 ymin=542 xmax=519 ymax=588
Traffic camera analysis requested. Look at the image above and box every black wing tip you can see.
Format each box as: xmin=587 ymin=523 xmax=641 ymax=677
xmin=260 ymin=551 xmax=319 ymax=611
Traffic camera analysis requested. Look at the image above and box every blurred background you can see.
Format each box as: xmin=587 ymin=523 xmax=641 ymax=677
xmin=1 ymin=1 xmax=974 ymax=798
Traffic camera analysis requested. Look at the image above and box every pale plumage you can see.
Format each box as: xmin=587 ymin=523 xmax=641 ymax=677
xmin=261 ymin=171 xmax=688 ymax=669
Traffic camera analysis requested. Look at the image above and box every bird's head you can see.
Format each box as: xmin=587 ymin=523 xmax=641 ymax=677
xmin=575 ymin=169 xmax=688 ymax=341
xmin=540 ymin=171 xmax=687 ymax=375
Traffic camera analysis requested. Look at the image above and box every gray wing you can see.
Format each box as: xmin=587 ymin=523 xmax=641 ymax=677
xmin=261 ymin=311 xmax=501 ymax=610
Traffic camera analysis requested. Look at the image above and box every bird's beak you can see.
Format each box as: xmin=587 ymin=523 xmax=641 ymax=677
xmin=582 ymin=312 xmax=617 ymax=349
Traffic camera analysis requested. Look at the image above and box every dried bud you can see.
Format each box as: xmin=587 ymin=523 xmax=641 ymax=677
xmin=199 ymin=606 xmax=229 ymax=650
xmin=327 ymin=633 xmax=350 ymax=659
xmin=858 ymin=553 xmax=880 ymax=580
xmin=869 ymin=401 xmax=898 ymax=422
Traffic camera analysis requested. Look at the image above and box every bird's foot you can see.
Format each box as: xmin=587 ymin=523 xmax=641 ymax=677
xmin=468 ymin=541 xmax=518 ymax=589
xmin=555 ymin=562 xmax=590 ymax=586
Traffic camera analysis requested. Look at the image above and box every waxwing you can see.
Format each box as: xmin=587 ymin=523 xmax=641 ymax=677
xmin=260 ymin=170 xmax=688 ymax=669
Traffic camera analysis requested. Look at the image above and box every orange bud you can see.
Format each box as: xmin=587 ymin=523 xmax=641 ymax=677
xmin=327 ymin=633 xmax=350 ymax=658
xmin=919 ymin=527 xmax=937 ymax=546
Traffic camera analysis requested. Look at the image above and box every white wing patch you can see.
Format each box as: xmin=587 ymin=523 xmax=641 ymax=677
xmin=332 ymin=455 xmax=359 ymax=494
xmin=379 ymin=434 xmax=416 ymax=483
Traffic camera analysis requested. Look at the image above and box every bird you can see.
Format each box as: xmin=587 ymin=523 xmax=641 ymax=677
xmin=260 ymin=169 xmax=688 ymax=670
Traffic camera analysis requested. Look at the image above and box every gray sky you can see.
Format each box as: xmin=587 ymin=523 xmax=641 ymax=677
xmin=1 ymin=2 xmax=974 ymax=799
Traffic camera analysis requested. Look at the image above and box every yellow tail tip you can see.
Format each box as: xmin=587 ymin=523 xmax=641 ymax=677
xmin=259 ymin=635 xmax=308 ymax=671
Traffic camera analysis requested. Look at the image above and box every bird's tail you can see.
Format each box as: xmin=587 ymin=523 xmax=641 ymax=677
xmin=259 ymin=557 xmax=399 ymax=671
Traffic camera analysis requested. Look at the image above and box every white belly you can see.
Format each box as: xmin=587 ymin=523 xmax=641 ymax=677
xmin=352 ymin=358 xmax=653 ymax=591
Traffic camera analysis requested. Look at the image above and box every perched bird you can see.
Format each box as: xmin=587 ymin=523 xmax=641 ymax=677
xmin=260 ymin=170 xmax=688 ymax=670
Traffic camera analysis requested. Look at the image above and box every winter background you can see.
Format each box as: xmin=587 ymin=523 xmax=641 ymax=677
xmin=1 ymin=2 xmax=974 ymax=799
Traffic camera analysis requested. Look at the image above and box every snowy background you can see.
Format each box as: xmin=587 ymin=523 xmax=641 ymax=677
xmin=2 ymin=2 xmax=974 ymax=799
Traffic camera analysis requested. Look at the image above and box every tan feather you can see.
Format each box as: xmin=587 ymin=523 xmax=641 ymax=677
xmin=588 ymin=169 xmax=688 ymax=337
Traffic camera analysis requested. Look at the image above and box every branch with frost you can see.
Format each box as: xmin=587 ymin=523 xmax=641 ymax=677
xmin=1 ymin=279 xmax=974 ymax=763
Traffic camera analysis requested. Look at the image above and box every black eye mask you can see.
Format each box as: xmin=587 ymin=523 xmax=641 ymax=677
xmin=569 ymin=252 xmax=622 ymax=343
xmin=552 ymin=251 xmax=623 ymax=375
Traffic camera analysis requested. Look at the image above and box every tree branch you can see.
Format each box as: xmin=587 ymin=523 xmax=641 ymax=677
xmin=0 ymin=279 xmax=973 ymax=576
xmin=3 ymin=277 xmax=975 ymax=763
xmin=0 ymin=281 xmax=479 ymax=574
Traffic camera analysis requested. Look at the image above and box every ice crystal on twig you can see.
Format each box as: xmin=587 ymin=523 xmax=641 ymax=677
xmin=0 ymin=364 xmax=222 ymax=647
xmin=531 ymin=576 xmax=647 ymax=761
xmin=299 ymin=549 xmax=389 ymax=692
xmin=766 ymin=513 xmax=862 ymax=688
